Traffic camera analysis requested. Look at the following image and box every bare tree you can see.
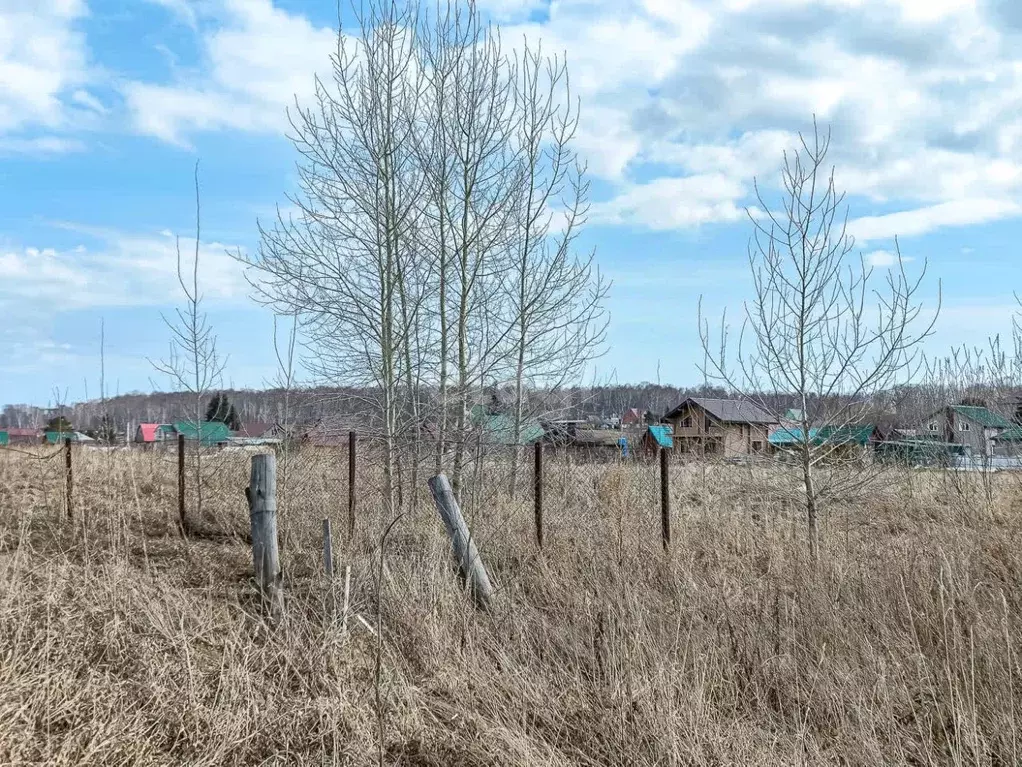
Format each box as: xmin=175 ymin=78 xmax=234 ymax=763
xmin=700 ymin=124 xmax=939 ymax=561
xmin=243 ymin=0 xmax=608 ymax=510
xmin=500 ymin=41 xmax=608 ymax=494
xmin=151 ymin=162 xmax=226 ymax=528
xmin=245 ymin=1 xmax=425 ymax=516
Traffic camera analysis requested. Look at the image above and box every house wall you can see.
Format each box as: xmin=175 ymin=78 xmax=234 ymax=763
xmin=666 ymin=403 xmax=773 ymax=456
xmin=926 ymin=409 xmax=998 ymax=457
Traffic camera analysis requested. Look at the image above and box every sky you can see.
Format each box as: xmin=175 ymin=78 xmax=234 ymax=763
xmin=2 ymin=0 xmax=1021 ymax=407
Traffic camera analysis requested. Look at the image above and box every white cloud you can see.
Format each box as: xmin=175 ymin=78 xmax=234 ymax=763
xmin=591 ymin=174 xmax=746 ymax=230
xmin=0 ymin=229 xmax=249 ymax=312
xmin=116 ymin=0 xmax=1022 ymax=236
xmin=849 ymin=199 xmax=1022 ymax=242
xmin=863 ymin=249 xmax=915 ymax=267
xmin=0 ymin=0 xmax=91 ymax=140
xmin=124 ymin=0 xmax=335 ymax=144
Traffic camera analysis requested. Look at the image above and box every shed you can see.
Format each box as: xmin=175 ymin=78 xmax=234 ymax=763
xmin=0 ymin=431 xmax=8 ymax=447
xmin=172 ymin=421 xmax=232 ymax=446
xmin=136 ymin=423 xmax=175 ymax=443
xmin=7 ymin=428 xmax=41 ymax=445
xmin=643 ymin=424 xmax=673 ymax=453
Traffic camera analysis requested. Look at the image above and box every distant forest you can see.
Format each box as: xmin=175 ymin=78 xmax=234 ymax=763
xmin=0 ymin=381 xmax=989 ymax=432
xmin=0 ymin=384 xmax=723 ymax=431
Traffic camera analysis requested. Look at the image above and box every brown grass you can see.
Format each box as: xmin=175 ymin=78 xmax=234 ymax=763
xmin=0 ymin=445 xmax=1020 ymax=765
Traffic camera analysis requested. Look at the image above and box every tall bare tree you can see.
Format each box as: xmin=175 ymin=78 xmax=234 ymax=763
xmin=701 ymin=124 xmax=939 ymax=561
xmin=244 ymin=0 xmax=608 ymax=508
xmin=500 ymin=42 xmax=608 ymax=493
xmin=151 ymin=162 xmax=226 ymax=528
xmin=245 ymin=1 xmax=425 ymax=515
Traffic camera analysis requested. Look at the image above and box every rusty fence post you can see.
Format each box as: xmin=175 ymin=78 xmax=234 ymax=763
xmin=347 ymin=430 xmax=356 ymax=538
xmin=64 ymin=437 xmax=73 ymax=520
xmin=534 ymin=441 xmax=544 ymax=549
xmin=178 ymin=434 xmax=186 ymax=531
xmin=660 ymin=445 xmax=671 ymax=551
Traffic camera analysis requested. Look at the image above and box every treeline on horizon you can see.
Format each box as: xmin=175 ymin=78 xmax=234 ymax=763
xmin=3 ymin=380 xmax=1012 ymax=432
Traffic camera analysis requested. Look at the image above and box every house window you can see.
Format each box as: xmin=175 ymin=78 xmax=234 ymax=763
xmin=929 ymin=423 xmax=939 ymax=432
xmin=752 ymin=441 xmax=763 ymax=452
xmin=679 ymin=415 xmax=693 ymax=428
xmin=959 ymin=422 xmax=970 ymax=432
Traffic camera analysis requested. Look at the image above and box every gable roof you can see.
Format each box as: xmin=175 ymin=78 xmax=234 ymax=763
xmin=647 ymin=424 xmax=673 ymax=449
xmin=172 ymin=421 xmax=232 ymax=445
xmin=621 ymin=407 xmax=644 ymax=424
xmin=769 ymin=424 xmax=876 ymax=447
xmin=235 ymin=421 xmax=276 ymax=438
xmin=994 ymin=426 xmax=1022 ymax=442
xmin=136 ymin=423 xmax=173 ymax=442
xmin=950 ymin=405 xmax=1014 ymax=429
xmin=665 ymin=397 xmax=776 ymax=425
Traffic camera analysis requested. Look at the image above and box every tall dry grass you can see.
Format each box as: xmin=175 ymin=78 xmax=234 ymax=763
xmin=0 ymin=445 xmax=1020 ymax=765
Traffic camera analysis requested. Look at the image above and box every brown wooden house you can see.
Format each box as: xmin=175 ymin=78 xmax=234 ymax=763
xmin=662 ymin=397 xmax=777 ymax=457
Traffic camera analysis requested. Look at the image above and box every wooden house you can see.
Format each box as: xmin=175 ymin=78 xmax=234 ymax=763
xmin=662 ymin=397 xmax=777 ymax=457
xmin=921 ymin=405 xmax=1013 ymax=459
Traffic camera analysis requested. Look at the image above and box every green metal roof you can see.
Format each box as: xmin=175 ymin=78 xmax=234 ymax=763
xmin=472 ymin=412 xmax=544 ymax=446
xmin=951 ymin=406 xmax=1014 ymax=429
xmin=995 ymin=425 xmax=1022 ymax=442
xmin=173 ymin=421 xmax=232 ymax=445
xmin=43 ymin=431 xmax=77 ymax=444
xmin=648 ymin=424 xmax=673 ymax=449
xmin=769 ymin=425 xmax=875 ymax=447
xmin=815 ymin=424 xmax=876 ymax=446
xmin=769 ymin=427 xmax=817 ymax=446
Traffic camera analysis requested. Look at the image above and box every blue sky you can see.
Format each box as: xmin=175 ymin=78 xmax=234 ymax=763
xmin=2 ymin=0 xmax=1021 ymax=407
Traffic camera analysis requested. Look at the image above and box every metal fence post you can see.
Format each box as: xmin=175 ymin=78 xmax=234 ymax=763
xmin=660 ymin=445 xmax=671 ymax=550
xmin=348 ymin=430 xmax=356 ymax=538
xmin=64 ymin=437 xmax=73 ymax=520
xmin=178 ymin=434 xmax=186 ymax=531
xmin=534 ymin=441 xmax=544 ymax=549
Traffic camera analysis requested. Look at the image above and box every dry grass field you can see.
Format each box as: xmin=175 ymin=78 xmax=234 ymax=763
xmin=0 ymin=445 xmax=1021 ymax=765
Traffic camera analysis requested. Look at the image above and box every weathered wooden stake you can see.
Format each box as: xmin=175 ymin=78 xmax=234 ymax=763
xmin=177 ymin=434 xmax=186 ymax=531
xmin=428 ymin=474 xmax=494 ymax=610
xmin=660 ymin=446 xmax=671 ymax=550
xmin=534 ymin=441 xmax=544 ymax=549
xmin=347 ymin=430 xmax=356 ymax=538
xmin=322 ymin=518 xmax=334 ymax=577
xmin=246 ymin=454 xmax=283 ymax=616
xmin=64 ymin=438 xmax=73 ymax=520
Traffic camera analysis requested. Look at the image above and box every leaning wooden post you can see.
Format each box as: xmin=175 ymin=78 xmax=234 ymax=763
xmin=428 ymin=474 xmax=494 ymax=610
xmin=533 ymin=441 xmax=544 ymax=549
xmin=177 ymin=434 xmax=186 ymax=531
xmin=347 ymin=430 xmax=356 ymax=539
xmin=660 ymin=445 xmax=671 ymax=550
xmin=246 ymin=454 xmax=283 ymax=616
xmin=64 ymin=437 xmax=73 ymax=520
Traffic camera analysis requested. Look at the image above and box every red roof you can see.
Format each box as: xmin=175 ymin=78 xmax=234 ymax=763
xmin=137 ymin=423 xmax=163 ymax=442
xmin=5 ymin=428 xmax=40 ymax=437
xmin=622 ymin=408 xmax=644 ymax=425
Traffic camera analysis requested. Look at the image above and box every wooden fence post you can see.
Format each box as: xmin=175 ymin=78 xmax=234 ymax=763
xmin=660 ymin=445 xmax=671 ymax=551
xmin=246 ymin=454 xmax=283 ymax=616
xmin=64 ymin=437 xmax=73 ymax=520
xmin=428 ymin=474 xmax=494 ymax=610
xmin=177 ymin=434 xmax=186 ymax=531
xmin=322 ymin=518 xmax=334 ymax=577
xmin=347 ymin=430 xmax=356 ymax=538
xmin=534 ymin=441 xmax=544 ymax=549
